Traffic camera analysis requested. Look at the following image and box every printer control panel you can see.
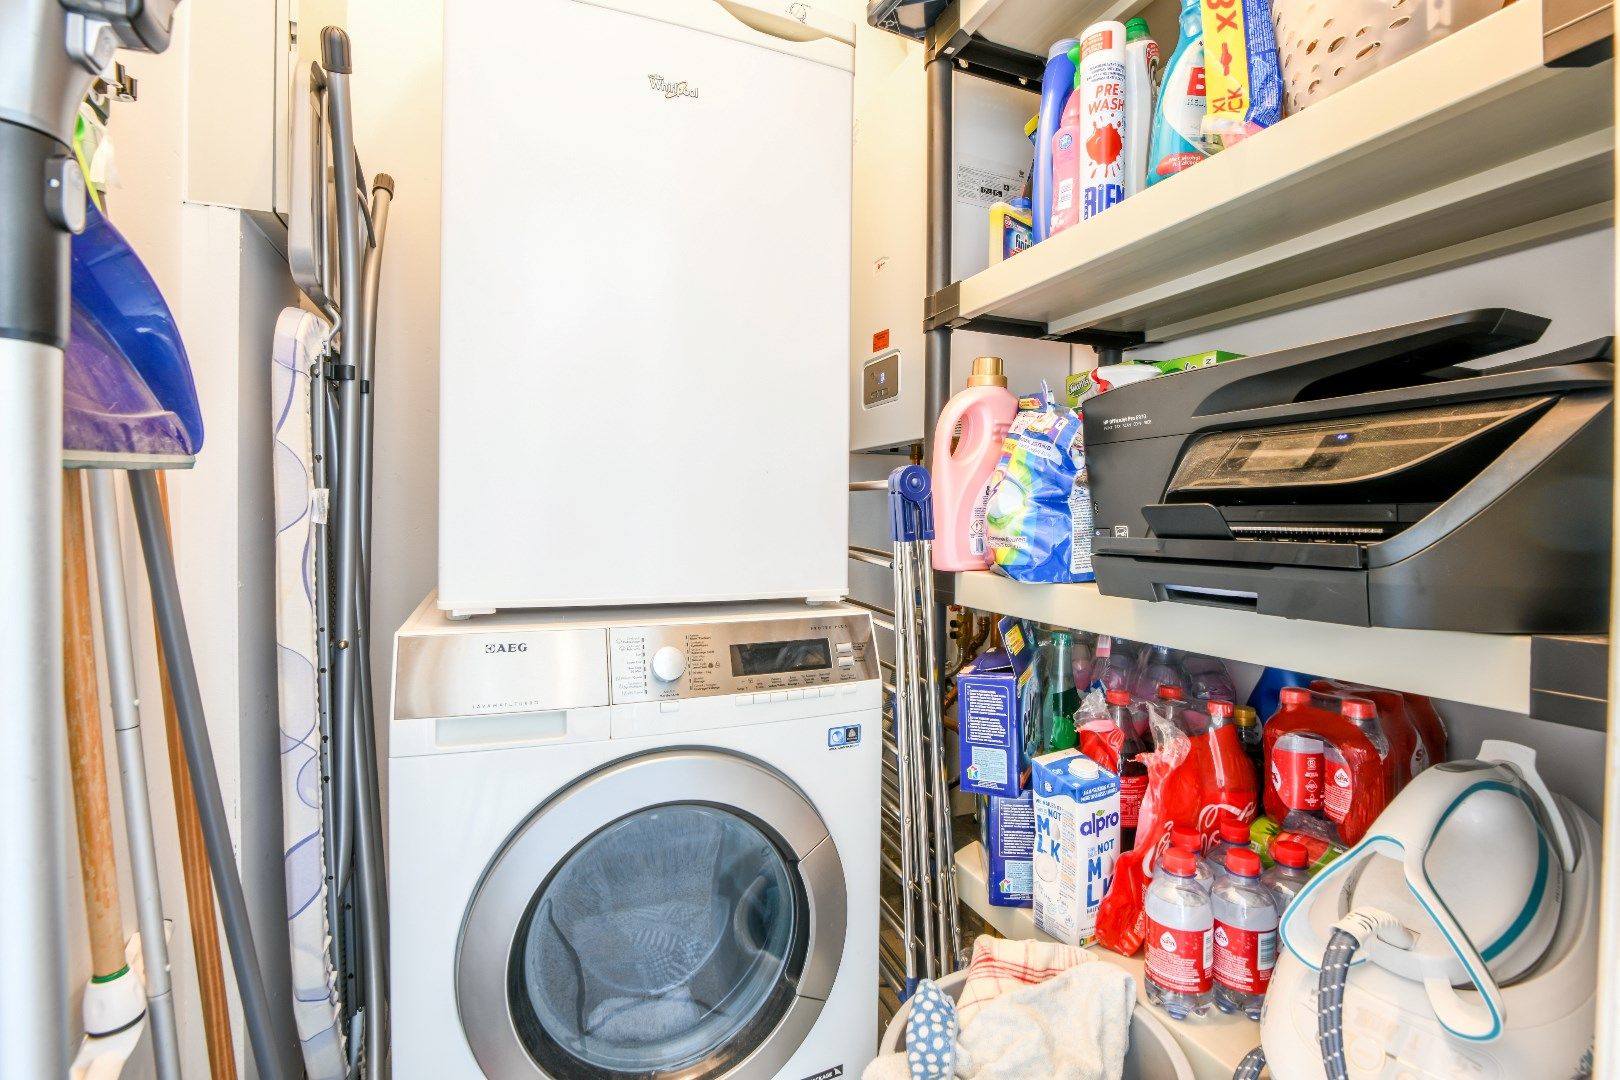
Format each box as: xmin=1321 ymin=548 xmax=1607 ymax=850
xmin=610 ymin=613 xmax=878 ymax=703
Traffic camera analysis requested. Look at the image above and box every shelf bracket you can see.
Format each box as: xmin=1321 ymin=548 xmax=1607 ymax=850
xmin=924 ymin=283 xmax=1146 ymax=352
xmin=1544 ymin=0 xmax=1613 ymax=66
xmin=925 ymin=8 xmax=1044 ymax=88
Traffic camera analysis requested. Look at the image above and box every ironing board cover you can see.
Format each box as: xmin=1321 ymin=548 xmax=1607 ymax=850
xmin=272 ymin=308 xmax=346 ymax=1078
xmin=65 ymin=202 xmax=203 ymax=456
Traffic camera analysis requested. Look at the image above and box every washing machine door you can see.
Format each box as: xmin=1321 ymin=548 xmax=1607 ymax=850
xmin=456 ymin=749 xmax=846 ymax=1079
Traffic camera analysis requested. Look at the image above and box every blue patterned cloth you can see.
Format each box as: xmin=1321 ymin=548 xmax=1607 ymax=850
xmin=905 ymin=980 xmax=959 ymax=1079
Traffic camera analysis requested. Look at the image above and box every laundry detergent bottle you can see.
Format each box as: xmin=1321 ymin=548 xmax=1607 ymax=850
xmin=1147 ymin=0 xmax=1209 ymax=187
xmin=1032 ymin=39 xmax=1080 ymax=242
xmin=932 ymin=357 xmax=1018 ymax=570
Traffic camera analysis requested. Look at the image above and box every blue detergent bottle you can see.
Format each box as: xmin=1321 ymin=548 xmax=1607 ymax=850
xmin=1147 ymin=0 xmax=1209 ymax=187
xmin=1032 ymin=38 xmax=1079 ymax=243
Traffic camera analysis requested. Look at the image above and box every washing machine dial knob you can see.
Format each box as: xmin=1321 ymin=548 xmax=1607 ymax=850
xmin=651 ymin=646 xmax=688 ymax=683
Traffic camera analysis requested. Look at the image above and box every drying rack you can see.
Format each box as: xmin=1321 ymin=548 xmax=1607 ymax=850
xmin=850 ymin=466 xmax=964 ymax=1010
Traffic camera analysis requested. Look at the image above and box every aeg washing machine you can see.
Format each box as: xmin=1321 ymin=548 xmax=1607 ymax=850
xmin=389 ymin=596 xmax=881 ymax=1079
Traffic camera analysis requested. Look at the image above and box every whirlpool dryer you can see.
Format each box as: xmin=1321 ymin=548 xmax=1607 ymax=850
xmin=437 ymin=0 xmax=855 ymax=615
xmin=389 ymin=595 xmax=881 ymax=1079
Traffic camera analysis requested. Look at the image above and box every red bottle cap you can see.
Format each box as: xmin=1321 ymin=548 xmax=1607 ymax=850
xmin=1105 ymin=689 xmax=1133 ymax=706
xmin=1279 ymin=687 xmax=1311 ymax=705
xmin=1207 ymin=699 xmax=1234 ymax=719
xmin=1170 ymin=825 xmax=1202 ymax=852
xmin=1161 ymin=848 xmax=1196 ymax=876
xmin=1343 ymin=697 xmax=1378 ymax=720
xmin=1271 ymin=839 xmax=1308 ymax=869
xmin=1219 ymin=818 xmax=1251 ymax=845
xmin=1226 ymin=848 xmax=1262 ymax=877
xmin=1156 ymin=684 xmax=1185 ymax=701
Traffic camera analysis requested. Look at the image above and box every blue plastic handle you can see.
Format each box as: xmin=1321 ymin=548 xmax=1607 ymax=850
xmin=887 ymin=465 xmax=935 ymax=543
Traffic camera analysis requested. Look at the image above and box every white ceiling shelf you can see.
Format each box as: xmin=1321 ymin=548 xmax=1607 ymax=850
xmin=944 ymin=0 xmax=1146 ymax=60
xmin=954 ymin=571 xmax=1545 ymax=714
xmin=933 ymin=2 xmax=1614 ymax=342
xmin=955 ymin=841 xmax=1258 ymax=1080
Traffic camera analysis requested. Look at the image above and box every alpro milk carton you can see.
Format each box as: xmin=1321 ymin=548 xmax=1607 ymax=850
xmin=1031 ymin=750 xmax=1121 ymax=946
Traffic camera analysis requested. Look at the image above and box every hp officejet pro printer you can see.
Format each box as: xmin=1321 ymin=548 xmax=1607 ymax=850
xmin=1083 ymin=310 xmax=1612 ymax=634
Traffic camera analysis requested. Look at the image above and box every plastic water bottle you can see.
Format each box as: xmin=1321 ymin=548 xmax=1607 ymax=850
xmin=1212 ymin=848 xmax=1278 ymax=1019
xmin=1262 ymin=838 xmax=1311 ymax=914
xmin=1134 ymin=644 xmax=1184 ymax=702
xmin=1210 ymin=816 xmax=1254 ymax=882
xmin=1144 ymin=848 xmax=1214 ymax=1019
xmin=1168 ymin=825 xmax=1214 ymax=891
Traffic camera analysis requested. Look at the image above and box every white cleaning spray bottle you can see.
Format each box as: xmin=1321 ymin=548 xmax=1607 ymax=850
xmin=1123 ymin=18 xmax=1159 ymax=199
xmin=1076 ymin=20 xmax=1127 ymax=220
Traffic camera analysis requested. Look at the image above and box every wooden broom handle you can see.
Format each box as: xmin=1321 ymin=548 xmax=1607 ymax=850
xmin=62 ymin=470 xmax=126 ymax=980
xmin=151 ymin=472 xmax=238 ymax=1079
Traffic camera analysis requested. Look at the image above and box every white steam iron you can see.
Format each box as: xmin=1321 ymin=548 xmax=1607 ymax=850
xmin=1254 ymin=741 xmax=1597 ymax=1080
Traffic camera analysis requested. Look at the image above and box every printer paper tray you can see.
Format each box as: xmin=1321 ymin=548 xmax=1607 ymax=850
xmin=1093 ymin=542 xmax=1373 ymax=626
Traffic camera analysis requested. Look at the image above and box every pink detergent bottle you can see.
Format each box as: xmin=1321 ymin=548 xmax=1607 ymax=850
xmin=932 ymin=357 xmax=1018 ymax=571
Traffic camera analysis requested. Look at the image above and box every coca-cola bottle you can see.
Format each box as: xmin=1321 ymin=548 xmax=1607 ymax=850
xmin=1104 ymin=689 xmax=1149 ymax=850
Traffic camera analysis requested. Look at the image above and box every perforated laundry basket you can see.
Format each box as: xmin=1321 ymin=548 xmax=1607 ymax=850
xmin=881 ymin=969 xmax=1194 ymax=1080
xmin=1271 ymin=0 xmax=1507 ymax=113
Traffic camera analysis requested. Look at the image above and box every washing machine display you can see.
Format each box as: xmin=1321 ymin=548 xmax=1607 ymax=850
xmin=610 ymin=614 xmax=877 ymax=703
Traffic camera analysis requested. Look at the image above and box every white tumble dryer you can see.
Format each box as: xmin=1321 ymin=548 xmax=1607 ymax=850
xmin=437 ymin=0 xmax=855 ymax=616
xmin=389 ymin=595 xmax=881 ymax=1079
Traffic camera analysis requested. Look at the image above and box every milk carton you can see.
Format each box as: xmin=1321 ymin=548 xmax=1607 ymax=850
xmin=981 ymin=792 xmax=1036 ymax=907
xmin=1031 ymin=750 xmax=1121 ymax=946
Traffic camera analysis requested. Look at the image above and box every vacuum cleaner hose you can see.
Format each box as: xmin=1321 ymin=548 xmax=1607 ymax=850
xmin=1232 ymin=1045 xmax=1267 ymax=1080
xmin=1318 ymin=927 xmax=1363 ymax=1080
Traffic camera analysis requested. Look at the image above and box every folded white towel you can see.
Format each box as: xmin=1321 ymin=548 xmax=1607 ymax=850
xmin=955 ymin=962 xmax=1137 ymax=1080
xmin=955 ymin=934 xmax=1095 ymax=1029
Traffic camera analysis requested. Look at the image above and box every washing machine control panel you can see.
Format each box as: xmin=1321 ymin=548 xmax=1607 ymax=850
xmin=610 ymin=612 xmax=878 ymax=703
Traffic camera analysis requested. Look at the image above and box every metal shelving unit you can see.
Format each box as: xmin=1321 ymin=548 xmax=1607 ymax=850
xmin=898 ymin=0 xmax=1614 ymax=720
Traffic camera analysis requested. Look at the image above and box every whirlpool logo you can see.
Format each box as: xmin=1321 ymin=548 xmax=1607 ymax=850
xmin=648 ymin=74 xmax=699 ymax=100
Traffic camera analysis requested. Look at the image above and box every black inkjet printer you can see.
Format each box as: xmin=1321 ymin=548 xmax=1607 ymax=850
xmin=1082 ymin=310 xmax=1612 ymax=634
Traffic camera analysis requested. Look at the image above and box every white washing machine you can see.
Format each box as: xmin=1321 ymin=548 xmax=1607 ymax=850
xmin=389 ymin=596 xmax=881 ymax=1079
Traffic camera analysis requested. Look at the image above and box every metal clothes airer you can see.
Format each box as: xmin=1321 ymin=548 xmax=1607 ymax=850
xmin=858 ymin=466 xmax=963 ymax=1002
xmin=276 ymin=25 xmax=393 ymax=1080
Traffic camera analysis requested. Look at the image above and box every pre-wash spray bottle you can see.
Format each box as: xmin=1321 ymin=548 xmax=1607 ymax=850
xmin=931 ymin=357 xmax=1018 ymax=571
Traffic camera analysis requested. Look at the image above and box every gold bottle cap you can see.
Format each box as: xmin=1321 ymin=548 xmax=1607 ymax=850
xmin=967 ymin=356 xmax=1008 ymax=388
xmin=1235 ymin=705 xmax=1259 ymax=726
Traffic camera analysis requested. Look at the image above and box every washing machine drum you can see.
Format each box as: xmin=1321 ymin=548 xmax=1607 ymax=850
xmin=456 ymin=751 xmax=847 ymax=1080
xmin=517 ymin=806 xmax=805 ymax=1074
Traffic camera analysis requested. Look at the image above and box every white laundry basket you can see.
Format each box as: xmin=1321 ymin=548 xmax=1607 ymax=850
xmin=880 ymin=969 xmax=1194 ymax=1080
xmin=1270 ymin=0 xmax=1507 ymax=113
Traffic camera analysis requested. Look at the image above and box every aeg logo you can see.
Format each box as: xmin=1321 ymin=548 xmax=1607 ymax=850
xmin=484 ymin=642 xmax=528 ymax=654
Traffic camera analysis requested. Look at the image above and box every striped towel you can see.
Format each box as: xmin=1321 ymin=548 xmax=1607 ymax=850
xmin=955 ymin=935 xmax=1095 ymax=1029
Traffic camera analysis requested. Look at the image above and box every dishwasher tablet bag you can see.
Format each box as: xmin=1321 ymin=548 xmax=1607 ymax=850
xmin=1201 ymin=0 xmax=1282 ymax=147
xmin=985 ymin=387 xmax=1095 ymax=583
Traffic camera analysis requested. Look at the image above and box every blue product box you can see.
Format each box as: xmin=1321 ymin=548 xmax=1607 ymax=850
xmin=982 ymin=791 xmax=1036 ymax=907
xmin=956 ymin=635 xmax=1038 ymax=799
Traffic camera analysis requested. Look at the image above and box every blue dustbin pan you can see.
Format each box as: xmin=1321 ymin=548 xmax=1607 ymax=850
xmin=64 ymin=202 xmax=203 ymax=460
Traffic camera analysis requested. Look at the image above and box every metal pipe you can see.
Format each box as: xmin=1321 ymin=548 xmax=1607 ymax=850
xmin=128 ymin=470 xmax=288 ymax=1079
xmin=848 ymin=545 xmax=894 ymax=568
xmin=896 ymin=542 xmax=938 ymax=979
xmin=0 ymin=17 xmax=82 ymax=1068
xmin=923 ymin=51 xmax=954 ymax=469
xmin=848 ymin=479 xmax=891 ymax=491
xmin=87 ymin=471 xmax=181 ymax=1079
xmin=917 ymin=539 xmax=962 ymax=968
xmin=888 ymin=536 xmax=919 ymax=995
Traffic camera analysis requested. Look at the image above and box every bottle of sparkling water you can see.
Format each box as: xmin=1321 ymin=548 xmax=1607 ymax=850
xmin=1043 ymin=631 xmax=1080 ymax=752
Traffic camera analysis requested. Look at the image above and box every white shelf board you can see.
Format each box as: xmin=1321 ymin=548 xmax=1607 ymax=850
xmin=956 ymin=841 xmax=1260 ymax=1080
xmin=954 ymin=571 xmax=1534 ymax=714
xmin=950 ymin=2 xmax=1614 ymax=341
xmin=949 ymin=0 xmax=1143 ymax=58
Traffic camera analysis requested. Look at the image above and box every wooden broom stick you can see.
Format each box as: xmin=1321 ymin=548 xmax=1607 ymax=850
xmin=62 ymin=470 xmax=126 ymax=983
xmin=151 ymin=472 xmax=238 ymax=1079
